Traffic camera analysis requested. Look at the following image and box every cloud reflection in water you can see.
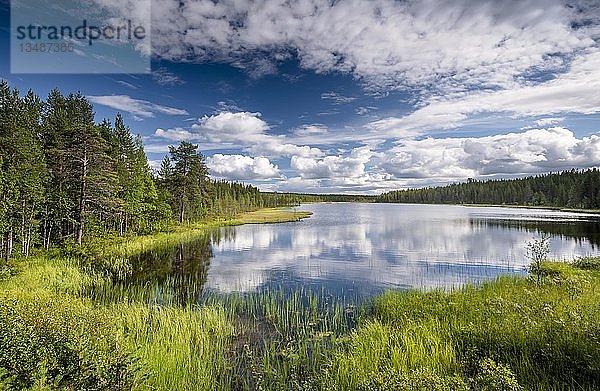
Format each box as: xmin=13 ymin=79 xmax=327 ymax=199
xmin=204 ymin=204 xmax=600 ymax=295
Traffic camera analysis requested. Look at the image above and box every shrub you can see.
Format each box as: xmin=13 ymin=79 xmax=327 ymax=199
xmin=356 ymin=368 xmax=469 ymax=391
xmin=0 ymin=300 xmax=145 ymax=390
xmin=525 ymin=235 xmax=550 ymax=286
xmin=572 ymin=257 xmax=600 ymax=270
xmin=472 ymin=358 xmax=523 ymax=391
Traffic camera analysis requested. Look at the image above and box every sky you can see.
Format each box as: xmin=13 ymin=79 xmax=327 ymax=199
xmin=2 ymin=0 xmax=600 ymax=194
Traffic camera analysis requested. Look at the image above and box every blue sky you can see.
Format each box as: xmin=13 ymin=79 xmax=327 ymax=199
xmin=2 ymin=0 xmax=600 ymax=194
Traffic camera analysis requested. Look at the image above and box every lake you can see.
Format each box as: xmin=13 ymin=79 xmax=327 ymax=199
xmin=131 ymin=203 xmax=600 ymax=300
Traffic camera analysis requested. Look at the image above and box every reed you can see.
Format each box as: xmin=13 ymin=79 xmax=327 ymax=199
xmin=2 ymin=223 xmax=600 ymax=390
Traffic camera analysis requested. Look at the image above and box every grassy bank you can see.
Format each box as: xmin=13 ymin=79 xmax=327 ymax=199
xmin=1 ymin=209 xmax=600 ymax=390
xmin=91 ymin=207 xmax=312 ymax=260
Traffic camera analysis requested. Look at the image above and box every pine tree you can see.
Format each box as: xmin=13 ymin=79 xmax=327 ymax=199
xmin=168 ymin=141 xmax=209 ymax=223
xmin=41 ymin=88 xmax=75 ymax=247
xmin=0 ymin=83 xmax=46 ymax=259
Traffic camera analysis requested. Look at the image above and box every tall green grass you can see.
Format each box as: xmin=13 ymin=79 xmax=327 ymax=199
xmin=364 ymin=262 xmax=600 ymax=390
xmin=115 ymin=303 xmax=233 ymax=391
xmin=1 ymin=220 xmax=600 ymax=390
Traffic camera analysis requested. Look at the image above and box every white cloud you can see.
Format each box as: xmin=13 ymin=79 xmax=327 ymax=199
xmin=193 ymin=111 xmax=269 ymax=142
xmin=154 ymin=111 xmax=267 ymax=143
xmin=292 ymin=124 xmax=328 ymax=136
xmin=115 ymin=80 xmax=139 ymax=89
xmin=355 ymin=106 xmax=377 ymax=115
xmin=148 ymin=0 xmax=595 ymax=92
xmin=291 ymin=146 xmax=372 ymax=180
xmin=153 ymin=67 xmax=185 ymax=86
xmin=207 ymin=154 xmax=281 ymax=180
xmin=147 ymin=159 xmax=163 ymax=172
xmin=321 ymin=92 xmax=357 ymax=105
xmin=521 ymin=117 xmax=566 ymax=130
xmin=143 ymin=144 xmax=171 ymax=153
xmin=88 ymin=95 xmax=188 ymax=118
xmin=533 ymin=117 xmax=565 ymax=127
xmin=155 ymin=111 xmax=324 ymax=158
xmin=366 ymin=50 xmax=600 ymax=138
xmin=247 ymin=143 xmax=324 ymax=158
xmin=154 ymin=127 xmax=195 ymax=141
xmin=381 ymin=127 xmax=600 ymax=181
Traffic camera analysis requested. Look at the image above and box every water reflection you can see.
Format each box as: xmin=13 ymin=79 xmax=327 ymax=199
xmin=125 ymin=204 xmax=600 ymax=300
xmin=204 ymin=204 xmax=600 ymax=295
xmin=123 ymin=232 xmax=217 ymax=304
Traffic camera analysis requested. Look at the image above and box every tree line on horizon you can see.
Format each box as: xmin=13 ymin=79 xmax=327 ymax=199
xmin=5 ymin=80 xmax=599 ymax=261
xmin=376 ymin=169 xmax=600 ymax=208
xmin=0 ymin=81 xmax=309 ymax=261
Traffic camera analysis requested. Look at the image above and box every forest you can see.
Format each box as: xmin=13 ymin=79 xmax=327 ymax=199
xmin=0 ymin=81 xmax=309 ymax=261
xmin=376 ymin=169 xmax=600 ymax=209
xmin=3 ymin=81 xmax=600 ymax=391
xmin=3 ymin=78 xmax=600 ymax=263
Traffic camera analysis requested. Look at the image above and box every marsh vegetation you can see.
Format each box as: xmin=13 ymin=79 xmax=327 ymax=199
xmin=1 ymin=207 xmax=600 ymax=390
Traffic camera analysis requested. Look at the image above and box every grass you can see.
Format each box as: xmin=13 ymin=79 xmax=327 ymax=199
xmin=94 ymin=207 xmax=312 ymax=260
xmin=367 ymin=262 xmax=600 ymax=390
xmin=1 ymin=208 xmax=600 ymax=390
xmin=229 ymin=208 xmax=312 ymax=224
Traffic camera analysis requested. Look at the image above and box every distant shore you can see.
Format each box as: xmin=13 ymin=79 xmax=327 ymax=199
xmin=459 ymin=203 xmax=600 ymax=214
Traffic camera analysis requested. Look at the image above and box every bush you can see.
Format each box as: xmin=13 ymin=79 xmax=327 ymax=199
xmin=525 ymin=236 xmax=550 ymax=286
xmin=356 ymin=368 xmax=469 ymax=391
xmin=572 ymin=257 xmax=600 ymax=270
xmin=472 ymin=358 xmax=522 ymax=391
xmin=0 ymin=300 xmax=146 ymax=390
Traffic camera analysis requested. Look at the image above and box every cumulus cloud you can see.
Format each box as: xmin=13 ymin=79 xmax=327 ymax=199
xmin=193 ymin=111 xmax=269 ymax=142
xmin=207 ymin=154 xmax=282 ymax=180
xmin=381 ymin=127 xmax=600 ymax=181
xmin=154 ymin=127 xmax=195 ymax=141
xmin=533 ymin=117 xmax=565 ymax=127
xmin=88 ymin=95 xmax=188 ymax=118
xmin=155 ymin=111 xmax=324 ymax=158
xmin=366 ymin=50 xmax=600 ymax=138
xmin=144 ymin=0 xmax=596 ymax=92
xmin=291 ymin=146 xmax=372 ymax=180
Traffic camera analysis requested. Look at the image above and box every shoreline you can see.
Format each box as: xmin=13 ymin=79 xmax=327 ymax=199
xmin=95 ymin=207 xmax=312 ymax=259
xmin=1 ymin=207 xmax=600 ymax=390
xmin=458 ymin=203 xmax=600 ymax=214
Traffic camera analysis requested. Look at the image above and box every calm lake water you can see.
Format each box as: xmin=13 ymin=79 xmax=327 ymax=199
xmin=131 ymin=203 xmax=600 ymax=300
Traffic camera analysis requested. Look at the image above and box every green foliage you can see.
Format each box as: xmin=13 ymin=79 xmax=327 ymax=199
xmin=376 ymin=169 xmax=600 ymax=210
xmin=329 ymin=319 xmax=460 ymax=390
xmin=3 ymin=234 xmax=600 ymax=390
xmin=0 ymin=81 xmax=309 ymax=262
xmin=0 ymin=81 xmax=47 ymax=260
xmin=472 ymin=358 xmax=522 ymax=391
xmin=0 ymin=299 xmax=145 ymax=390
xmin=354 ymin=369 xmax=469 ymax=391
xmin=526 ymin=235 xmax=550 ymax=285
xmin=573 ymin=256 xmax=600 ymax=270
xmin=371 ymin=265 xmax=600 ymax=390
xmin=158 ymin=141 xmax=210 ymax=223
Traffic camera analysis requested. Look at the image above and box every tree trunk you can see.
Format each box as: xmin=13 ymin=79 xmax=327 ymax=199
xmin=42 ymin=205 xmax=48 ymax=250
xmin=5 ymin=226 xmax=13 ymax=261
xmin=77 ymin=151 xmax=88 ymax=246
xmin=21 ymin=199 xmax=26 ymax=255
xmin=45 ymin=225 xmax=52 ymax=250
xmin=179 ymin=195 xmax=184 ymax=224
